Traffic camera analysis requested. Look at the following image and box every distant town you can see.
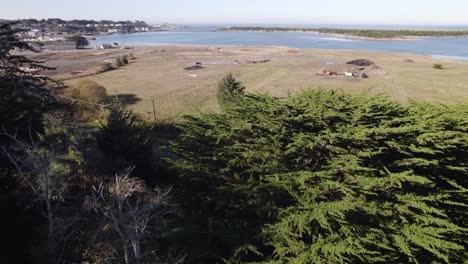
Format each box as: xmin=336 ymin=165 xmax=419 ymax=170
xmin=1 ymin=18 xmax=177 ymax=50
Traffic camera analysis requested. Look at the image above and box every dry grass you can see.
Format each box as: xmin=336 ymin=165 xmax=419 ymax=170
xmin=35 ymin=45 xmax=468 ymax=122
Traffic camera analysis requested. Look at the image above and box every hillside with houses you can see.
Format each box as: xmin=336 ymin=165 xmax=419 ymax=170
xmin=0 ymin=18 xmax=169 ymax=50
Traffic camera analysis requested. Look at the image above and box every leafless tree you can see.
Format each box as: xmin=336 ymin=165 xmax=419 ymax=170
xmin=1 ymin=113 xmax=83 ymax=263
xmin=86 ymin=168 xmax=176 ymax=264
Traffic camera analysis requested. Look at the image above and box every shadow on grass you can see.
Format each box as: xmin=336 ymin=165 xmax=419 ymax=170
xmin=107 ymin=93 xmax=142 ymax=105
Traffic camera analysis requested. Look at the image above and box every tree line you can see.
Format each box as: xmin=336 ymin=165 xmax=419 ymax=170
xmin=223 ymin=26 xmax=468 ymax=38
xmin=1 ymin=21 xmax=467 ymax=263
xmin=10 ymin=18 xmax=150 ymax=28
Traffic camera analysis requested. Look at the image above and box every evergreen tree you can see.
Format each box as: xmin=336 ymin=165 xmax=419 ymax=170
xmin=171 ymin=89 xmax=467 ymax=263
xmin=97 ymin=99 xmax=154 ymax=181
xmin=66 ymin=35 xmax=89 ymax=48
xmin=0 ymin=21 xmax=59 ymax=131
xmin=217 ymin=73 xmax=246 ymax=106
xmin=0 ymin=21 xmax=60 ymax=263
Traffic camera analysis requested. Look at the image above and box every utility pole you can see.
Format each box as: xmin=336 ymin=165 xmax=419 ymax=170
xmin=151 ymin=99 xmax=157 ymax=125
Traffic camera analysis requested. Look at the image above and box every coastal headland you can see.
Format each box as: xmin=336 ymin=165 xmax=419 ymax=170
xmin=221 ymin=27 xmax=468 ymax=41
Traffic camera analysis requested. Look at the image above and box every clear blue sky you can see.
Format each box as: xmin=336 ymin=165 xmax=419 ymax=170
xmin=2 ymin=0 xmax=468 ymax=25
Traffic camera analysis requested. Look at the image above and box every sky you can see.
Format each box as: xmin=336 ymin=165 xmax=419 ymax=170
xmin=2 ymin=0 xmax=468 ymax=25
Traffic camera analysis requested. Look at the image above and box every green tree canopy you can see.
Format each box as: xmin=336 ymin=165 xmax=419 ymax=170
xmin=66 ymin=35 xmax=89 ymax=48
xmin=171 ymin=89 xmax=467 ymax=263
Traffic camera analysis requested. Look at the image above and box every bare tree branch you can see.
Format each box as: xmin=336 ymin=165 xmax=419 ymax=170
xmin=86 ymin=168 xmax=175 ymax=264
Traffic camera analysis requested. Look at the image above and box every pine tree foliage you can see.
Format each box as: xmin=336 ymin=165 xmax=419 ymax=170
xmin=170 ymin=89 xmax=467 ymax=263
xmin=0 ymin=21 xmax=58 ymax=129
xmin=217 ymin=73 xmax=246 ymax=107
xmin=0 ymin=21 xmax=61 ymax=263
xmin=97 ymin=99 xmax=153 ymax=179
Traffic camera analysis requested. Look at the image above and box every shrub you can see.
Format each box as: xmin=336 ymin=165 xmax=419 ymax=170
xmin=122 ymin=54 xmax=129 ymax=65
xmin=433 ymin=63 xmax=444 ymax=69
xmin=115 ymin=57 xmax=124 ymax=67
xmin=115 ymin=55 xmax=129 ymax=68
xmin=70 ymin=80 xmax=108 ymax=121
xmin=101 ymin=62 xmax=114 ymax=72
xmin=71 ymin=80 xmax=108 ymax=104
xmin=66 ymin=35 xmax=89 ymax=48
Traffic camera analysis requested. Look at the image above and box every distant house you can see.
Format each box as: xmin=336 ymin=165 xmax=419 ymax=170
xmin=27 ymin=30 xmax=41 ymax=38
xmin=107 ymin=29 xmax=125 ymax=33
xmin=43 ymin=41 xmax=76 ymax=50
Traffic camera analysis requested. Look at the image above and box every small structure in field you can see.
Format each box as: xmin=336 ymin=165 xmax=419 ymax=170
xmin=184 ymin=62 xmax=204 ymax=71
xmin=347 ymin=59 xmax=375 ymax=67
xmin=404 ymin=59 xmax=415 ymax=63
xmin=29 ymin=42 xmax=43 ymax=51
xmin=345 ymin=71 xmax=359 ymax=78
xmin=99 ymin=44 xmax=113 ymax=50
xmin=251 ymin=59 xmax=270 ymax=64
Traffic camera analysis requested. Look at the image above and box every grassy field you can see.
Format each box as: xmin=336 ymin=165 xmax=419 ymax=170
xmin=29 ymin=46 xmax=468 ymax=122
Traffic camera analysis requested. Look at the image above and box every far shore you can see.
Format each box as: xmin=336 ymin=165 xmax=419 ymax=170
xmin=219 ymin=28 xmax=468 ymax=42
xmin=220 ymin=29 xmax=425 ymax=41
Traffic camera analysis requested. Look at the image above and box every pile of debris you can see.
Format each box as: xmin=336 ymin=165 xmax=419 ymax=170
xmin=184 ymin=62 xmax=204 ymax=71
xmin=347 ymin=59 xmax=375 ymax=67
xmin=234 ymin=59 xmax=271 ymax=64
xmin=345 ymin=71 xmax=370 ymax=79
xmin=345 ymin=71 xmax=359 ymax=78
xmin=316 ymin=69 xmax=338 ymax=76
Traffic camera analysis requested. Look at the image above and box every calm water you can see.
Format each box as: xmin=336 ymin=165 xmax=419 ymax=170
xmin=91 ymin=27 xmax=468 ymax=61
